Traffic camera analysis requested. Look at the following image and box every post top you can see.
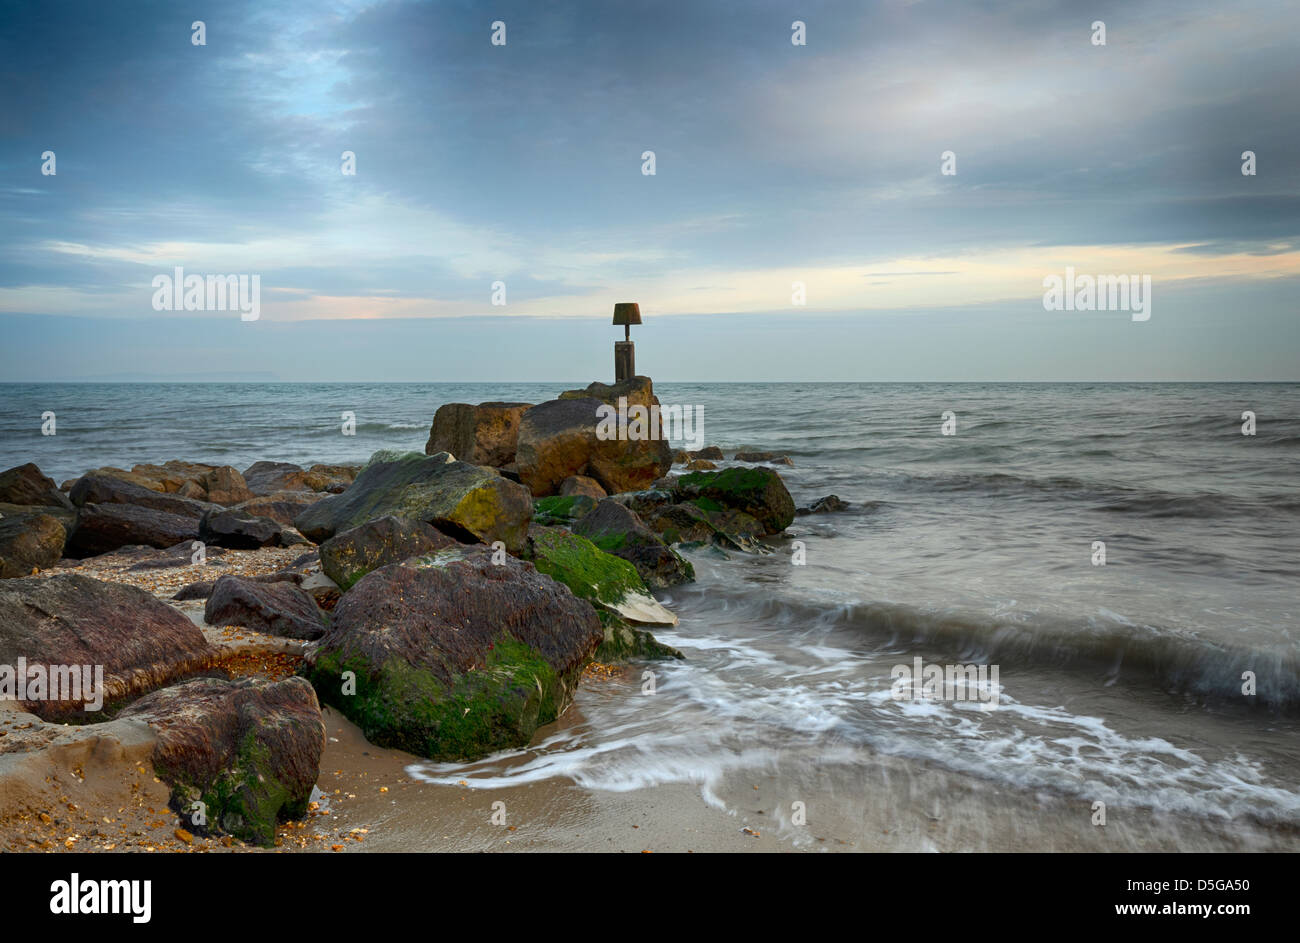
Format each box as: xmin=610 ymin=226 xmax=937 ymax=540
xmin=612 ymin=302 xmax=642 ymax=325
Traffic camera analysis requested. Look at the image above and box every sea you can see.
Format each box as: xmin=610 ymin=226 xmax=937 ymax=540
xmin=2 ymin=381 xmax=1297 ymax=850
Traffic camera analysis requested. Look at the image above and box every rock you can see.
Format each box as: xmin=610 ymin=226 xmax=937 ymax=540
xmin=734 ymin=450 xmax=794 ymax=466
xmin=69 ymin=472 xmax=215 ymax=519
xmin=532 ymin=494 xmax=599 ymax=526
xmin=685 ymin=459 xmax=717 ymax=471
xmin=609 ymin=488 xmax=676 ymax=519
xmin=672 ymin=467 xmax=796 ymax=536
xmin=0 ymin=574 xmax=215 ymax=718
xmin=425 ymin=401 xmax=532 ymax=467
xmin=558 ymin=375 xmax=657 ymax=410
xmin=128 ymin=461 xmax=216 ymax=493
xmin=205 ymin=574 xmax=328 ymax=639
xmin=200 ymin=465 xmax=254 ymax=505
xmin=242 ymin=461 xmax=312 ymax=495
xmin=294 ymin=452 xmax=532 ymax=552
xmin=300 ymin=571 xmax=341 ymax=611
xmin=304 ymin=464 xmax=358 ymax=493
xmin=796 ymin=494 xmax=850 ymax=515
xmin=593 ymin=612 xmax=683 ymax=662
xmin=642 ymin=501 xmax=767 ymax=552
xmin=689 ymin=446 xmax=725 ymax=461
xmin=516 ymin=394 xmax=671 ymax=497
xmin=300 ymin=548 xmax=603 ymax=761
xmin=572 ymin=499 xmax=694 ymax=588
xmin=172 ymin=580 xmax=215 ymax=601
xmin=0 ymin=511 xmax=67 ymax=578
xmin=319 ymin=515 xmax=460 ymax=591
xmin=526 ymin=527 xmax=678 ymax=626
xmin=118 ymin=676 xmax=324 ymax=847
xmin=125 ymin=540 xmax=220 ymax=570
xmin=231 ymin=490 xmax=325 ymax=526
xmin=68 ymin=503 xmax=201 ymax=556
xmin=560 ymin=475 xmax=607 ymax=499
xmin=0 ymin=463 xmax=73 ymax=510
xmin=176 ymin=480 xmax=207 ymax=500
xmin=199 ymin=508 xmax=289 ymax=549
xmin=671 ymin=450 xmax=689 ymax=464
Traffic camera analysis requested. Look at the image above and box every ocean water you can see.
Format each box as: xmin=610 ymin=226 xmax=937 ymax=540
xmin=3 ymin=381 xmax=1298 ymax=847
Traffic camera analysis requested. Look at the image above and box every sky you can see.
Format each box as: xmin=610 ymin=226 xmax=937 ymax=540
xmin=1 ymin=0 xmax=1298 ymax=381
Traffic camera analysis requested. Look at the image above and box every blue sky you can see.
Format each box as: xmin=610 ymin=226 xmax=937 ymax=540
xmin=2 ymin=0 xmax=1298 ymax=380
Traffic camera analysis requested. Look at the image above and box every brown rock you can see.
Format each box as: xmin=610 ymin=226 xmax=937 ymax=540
xmin=560 ymin=475 xmax=607 ymax=499
xmin=242 ymin=461 xmax=312 ymax=495
xmin=304 ymin=464 xmax=358 ymax=494
xmin=204 ymin=574 xmax=329 ymax=639
xmin=0 ymin=511 xmax=67 ymax=578
xmin=425 ymin=402 xmax=532 ymax=467
xmin=0 ymin=464 xmax=73 ymax=510
xmin=689 ymin=446 xmax=725 ymax=461
xmin=685 ymin=459 xmax=716 ymax=471
xmin=231 ymin=490 xmax=326 ymax=526
xmin=0 ymin=574 xmax=216 ymax=718
xmin=200 ymin=465 xmax=254 ymax=505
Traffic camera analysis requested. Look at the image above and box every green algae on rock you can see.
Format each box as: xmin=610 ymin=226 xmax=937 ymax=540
xmin=673 ymin=466 xmax=796 ymax=535
xmin=525 ymin=526 xmax=678 ymax=626
xmin=593 ymin=610 xmax=684 ymax=662
xmin=300 ymin=548 xmax=603 ymax=762
xmin=118 ymin=676 xmax=325 ymax=847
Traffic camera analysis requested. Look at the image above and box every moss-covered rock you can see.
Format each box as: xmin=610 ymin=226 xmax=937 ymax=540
xmin=593 ymin=611 xmax=684 ymax=662
xmin=300 ymin=548 xmax=603 ymax=762
xmin=673 ymin=466 xmax=795 ymax=535
xmin=119 ymin=676 xmax=325 ymax=847
xmin=319 ymin=515 xmax=460 ymax=591
xmin=525 ymin=526 xmax=678 ymax=626
xmin=573 ymin=498 xmax=694 ymax=588
xmin=532 ymin=494 xmax=599 ymax=526
xmin=294 ymin=451 xmax=532 ymax=552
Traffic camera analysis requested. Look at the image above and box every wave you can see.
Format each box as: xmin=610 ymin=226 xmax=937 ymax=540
xmin=690 ymin=588 xmax=1300 ymax=712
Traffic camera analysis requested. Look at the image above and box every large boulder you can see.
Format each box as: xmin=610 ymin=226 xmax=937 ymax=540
xmin=673 ymin=467 xmax=796 ymax=535
xmin=127 ymin=461 xmax=216 ymax=494
xmin=525 ymin=527 xmax=678 ymax=626
xmin=0 ymin=463 xmax=73 ymax=510
xmin=319 ymin=515 xmax=460 ymax=591
xmin=300 ymin=548 xmax=603 ymax=761
xmin=69 ymin=472 xmax=215 ymax=518
xmin=67 ymin=503 xmax=201 ymax=556
xmin=0 ymin=511 xmax=67 ymax=578
xmin=230 ymin=490 xmax=325 ymax=526
xmin=516 ymin=393 xmax=672 ymax=497
xmin=204 ymin=574 xmax=328 ymax=640
xmin=199 ymin=508 xmax=289 ymax=549
xmin=303 ymin=464 xmax=358 ymax=494
xmin=200 ymin=465 xmax=254 ymax=505
xmin=560 ymin=475 xmax=607 ymax=499
xmin=242 ymin=461 xmax=312 ymax=495
xmin=572 ymin=499 xmax=694 ymax=588
xmin=293 ymin=451 xmax=532 ymax=552
xmin=118 ymin=676 xmax=325 ymax=847
xmin=0 ymin=574 xmax=215 ymax=718
xmin=425 ymin=402 xmax=532 ymax=467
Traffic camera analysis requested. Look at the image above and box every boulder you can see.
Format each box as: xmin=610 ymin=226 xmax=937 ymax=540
xmin=128 ymin=461 xmax=216 ymax=493
xmin=303 ymin=464 xmax=358 ymax=493
xmin=172 ymin=580 xmax=215 ymax=601
xmin=685 ymin=459 xmax=716 ymax=471
xmin=294 ymin=451 xmax=532 ymax=552
xmin=200 ymin=465 xmax=254 ymax=505
xmin=526 ymin=527 xmax=678 ymax=626
xmin=594 ymin=612 xmax=683 ymax=662
xmin=300 ymin=548 xmax=603 ymax=761
xmin=516 ymin=394 xmax=671 ymax=497
xmin=204 ymin=574 xmax=329 ymax=640
xmin=573 ymin=499 xmax=694 ymax=588
xmin=425 ymin=401 xmax=532 ymax=467
xmin=734 ymin=450 xmax=794 ymax=466
xmin=797 ymin=494 xmax=850 ymax=515
xmin=242 ymin=461 xmax=312 ymax=495
xmin=0 ymin=511 xmax=67 ymax=578
xmin=199 ymin=508 xmax=288 ymax=549
xmin=560 ymin=475 xmax=607 ymax=499
xmin=641 ymin=501 xmax=767 ymax=552
xmin=0 ymin=574 xmax=215 ymax=718
xmin=559 ymin=375 xmax=657 ymax=410
xmin=231 ymin=490 xmax=325 ymax=526
xmin=118 ymin=676 xmax=325 ymax=847
xmin=319 ymin=515 xmax=460 ymax=591
xmin=532 ymin=494 xmax=599 ymax=526
xmin=689 ymin=446 xmax=724 ymax=461
xmin=671 ymin=450 xmax=689 ymax=464
xmin=0 ymin=463 xmax=73 ymax=510
xmin=68 ymin=503 xmax=201 ymax=556
xmin=69 ymin=472 xmax=216 ymax=519
xmin=673 ymin=467 xmax=796 ymax=535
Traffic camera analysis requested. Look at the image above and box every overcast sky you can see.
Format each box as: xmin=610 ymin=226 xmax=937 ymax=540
xmin=2 ymin=0 xmax=1297 ymax=381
